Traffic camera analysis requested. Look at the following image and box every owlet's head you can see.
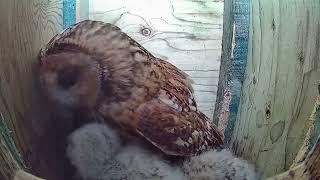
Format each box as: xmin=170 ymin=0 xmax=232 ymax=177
xmin=39 ymin=51 xmax=102 ymax=110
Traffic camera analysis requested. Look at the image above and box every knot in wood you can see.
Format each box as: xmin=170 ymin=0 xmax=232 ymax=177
xmin=141 ymin=27 xmax=152 ymax=36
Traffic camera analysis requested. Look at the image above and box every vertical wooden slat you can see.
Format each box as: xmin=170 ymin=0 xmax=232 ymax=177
xmin=63 ymin=0 xmax=76 ymax=28
xmin=229 ymin=0 xmax=320 ymax=177
xmin=213 ymin=0 xmax=234 ymax=128
xmin=213 ymin=0 xmax=250 ymax=143
xmin=0 ymin=0 xmax=66 ymax=179
xmin=0 ymin=131 xmax=20 ymax=180
xmin=267 ymin=120 xmax=320 ymax=180
xmin=291 ymin=96 xmax=320 ymax=167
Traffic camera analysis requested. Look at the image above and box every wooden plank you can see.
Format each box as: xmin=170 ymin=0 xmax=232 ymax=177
xmin=267 ymin=99 xmax=320 ymax=180
xmin=63 ymin=0 xmax=76 ymax=28
xmin=229 ymin=0 xmax=320 ymax=178
xmin=213 ymin=0 xmax=250 ymax=143
xmin=14 ymin=170 xmax=45 ymax=180
xmin=0 ymin=123 xmax=20 ymax=180
xmin=266 ymin=139 xmax=320 ymax=180
xmin=291 ymin=96 xmax=320 ymax=167
xmin=76 ymin=0 xmax=89 ymax=21
xmin=212 ymin=0 xmax=234 ymax=131
xmin=87 ymin=0 xmax=224 ymax=119
xmin=0 ymin=0 xmax=66 ymax=179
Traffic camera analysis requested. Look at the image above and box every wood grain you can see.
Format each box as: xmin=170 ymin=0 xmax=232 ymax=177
xmin=86 ymin=0 xmax=224 ymax=119
xmin=0 ymin=127 xmax=20 ymax=180
xmin=229 ymin=0 xmax=320 ymax=178
xmin=212 ymin=0 xmax=235 ymax=133
xmin=291 ymin=96 xmax=320 ymax=168
xmin=267 ymin=100 xmax=320 ymax=179
xmin=0 ymin=0 xmax=68 ymax=179
xmin=14 ymin=170 xmax=45 ymax=180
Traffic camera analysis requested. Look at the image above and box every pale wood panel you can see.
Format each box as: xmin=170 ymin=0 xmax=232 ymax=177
xmin=14 ymin=170 xmax=45 ymax=180
xmin=0 ymin=0 xmax=66 ymax=179
xmin=87 ymin=0 xmax=224 ymax=119
xmin=229 ymin=0 xmax=320 ymax=178
xmin=267 ymin=96 xmax=320 ymax=180
xmin=291 ymin=96 xmax=320 ymax=168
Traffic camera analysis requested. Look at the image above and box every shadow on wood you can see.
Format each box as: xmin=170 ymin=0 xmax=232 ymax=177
xmin=0 ymin=0 xmax=77 ymax=179
xmin=267 ymin=100 xmax=320 ymax=179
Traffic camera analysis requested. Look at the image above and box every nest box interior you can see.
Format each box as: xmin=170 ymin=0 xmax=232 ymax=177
xmin=0 ymin=0 xmax=319 ymax=180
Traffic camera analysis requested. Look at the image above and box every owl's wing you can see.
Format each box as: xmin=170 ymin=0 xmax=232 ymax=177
xmin=135 ymin=99 xmax=223 ymax=156
xmin=136 ymin=59 xmax=224 ymax=156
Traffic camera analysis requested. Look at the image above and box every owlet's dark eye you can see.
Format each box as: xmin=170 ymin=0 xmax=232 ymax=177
xmin=58 ymin=67 xmax=80 ymax=89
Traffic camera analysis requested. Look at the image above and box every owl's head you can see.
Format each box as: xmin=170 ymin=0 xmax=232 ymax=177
xmin=39 ymin=51 xmax=102 ymax=110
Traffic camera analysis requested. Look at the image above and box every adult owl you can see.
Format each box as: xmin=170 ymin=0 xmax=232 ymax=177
xmin=38 ymin=20 xmax=223 ymax=156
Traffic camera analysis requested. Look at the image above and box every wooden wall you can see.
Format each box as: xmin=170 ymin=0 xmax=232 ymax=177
xmin=229 ymin=0 xmax=320 ymax=178
xmin=267 ymin=96 xmax=320 ymax=180
xmin=86 ymin=0 xmax=224 ymax=119
xmin=0 ymin=0 xmax=68 ymax=179
xmin=0 ymin=0 xmax=223 ymax=178
xmin=2 ymin=0 xmax=319 ymax=179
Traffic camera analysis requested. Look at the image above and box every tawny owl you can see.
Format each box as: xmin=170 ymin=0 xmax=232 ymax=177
xmin=38 ymin=20 xmax=224 ymax=156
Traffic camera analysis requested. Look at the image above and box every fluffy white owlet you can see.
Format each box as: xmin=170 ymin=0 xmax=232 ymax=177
xmin=67 ymin=123 xmax=259 ymax=180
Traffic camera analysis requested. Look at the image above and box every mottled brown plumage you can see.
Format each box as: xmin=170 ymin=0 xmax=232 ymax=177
xmin=38 ymin=20 xmax=223 ymax=156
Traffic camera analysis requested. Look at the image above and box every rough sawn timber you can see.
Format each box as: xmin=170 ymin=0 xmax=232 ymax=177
xmin=229 ymin=0 xmax=320 ymax=178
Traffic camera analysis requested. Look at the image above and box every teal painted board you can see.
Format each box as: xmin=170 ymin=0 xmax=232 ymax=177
xmin=63 ymin=0 xmax=76 ymax=28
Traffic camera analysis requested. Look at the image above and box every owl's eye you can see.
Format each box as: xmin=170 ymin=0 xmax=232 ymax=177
xmin=58 ymin=67 xmax=80 ymax=89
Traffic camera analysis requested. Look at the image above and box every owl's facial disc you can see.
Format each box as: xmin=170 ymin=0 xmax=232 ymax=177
xmin=57 ymin=66 xmax=81 ymax=90
xmin=39 ymin=52 xmax=102 ymax=110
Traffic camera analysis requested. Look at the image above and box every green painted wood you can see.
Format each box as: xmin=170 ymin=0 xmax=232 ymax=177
xmin=230 ymin=0 xmax=320 ymax=178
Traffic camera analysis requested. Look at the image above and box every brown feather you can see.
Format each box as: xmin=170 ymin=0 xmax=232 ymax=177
xmin=38 ymin=20 xmax=224 ymax=156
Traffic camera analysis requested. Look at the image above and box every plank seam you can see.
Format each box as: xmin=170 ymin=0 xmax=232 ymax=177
xmin=223 ymin=0 xmax=250 ymax=144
